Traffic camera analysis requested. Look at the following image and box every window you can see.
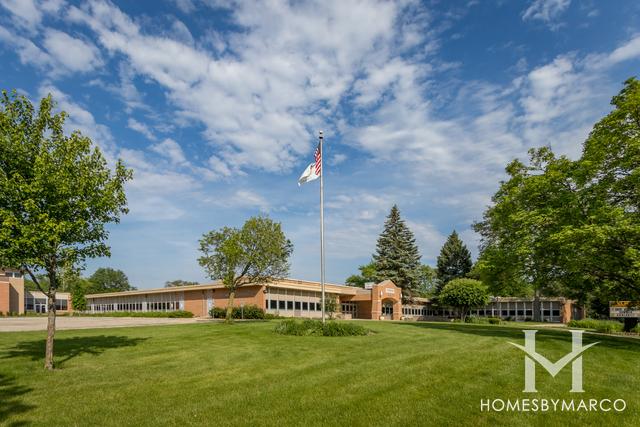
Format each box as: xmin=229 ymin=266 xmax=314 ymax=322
xmin=552 ymin=310 xmax=560 ymax=317
xmin=295 ymin=301 xmax=301 ymax=310
xmin=4 ymin=271 xmax=22 ymax=278
xmin=302 ymin=302 xmax=308 ymax=310
xmin=265 ymin=300 xmax=269 ymax=309
xmin=278 ymin=300 xmax=285 ymax=310
xmin=287 ymin=301 xmax=293 ymax=310
xmin=270 ymin=300 xmax=277 ymax=310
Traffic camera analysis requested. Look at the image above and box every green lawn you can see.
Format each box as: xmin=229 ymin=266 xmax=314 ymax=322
xmin=0 ymin=320 xmax=638 ymax=426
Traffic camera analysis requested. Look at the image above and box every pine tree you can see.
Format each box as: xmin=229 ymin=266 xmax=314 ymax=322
xmin=372 ymin=205 xmax=422 ymax=297
xmin=435 ymin=230 xmax=472 ymax=293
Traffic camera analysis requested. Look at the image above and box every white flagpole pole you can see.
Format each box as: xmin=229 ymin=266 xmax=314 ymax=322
xmin=319 ymin=130 xmax=325 ymax=324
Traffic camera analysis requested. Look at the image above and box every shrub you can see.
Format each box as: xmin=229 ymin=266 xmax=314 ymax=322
xmin=465 ymin=315 xmax=484 ymax=324
xmin=487 ymin=317 xmax=502 ymax=325
xmin=568 ymin=318 xmax=623 ymax=333
xmin=210 ymin=307 xmax=226 ymax=319
xmin=274 ymin=319 xmax=369 ymax=336
xmin=209 ymin=305 xmax=266 ymax=319
xmin=631 ymin=324 xmax=640 ymax=334
xmin=76 ymin=310 xmax=194 ymax=318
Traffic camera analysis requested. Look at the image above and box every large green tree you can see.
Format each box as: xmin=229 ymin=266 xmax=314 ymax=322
xmin=88 ymin=267 xmax=135 ymax=293
xmin=435 ymin=231 xmax=472 ymax=293
xmin=0 ymin=91 xmax=131 ymax=369
xmin=439 ymin=278 xmax=489 ymax=321
xmin=198 ymin=216 xmax=293 ymax=323
xmin=372 ymin=205 xmax=422 ymax=298
xmin=474 ymin=77 xmax=640 ymax=324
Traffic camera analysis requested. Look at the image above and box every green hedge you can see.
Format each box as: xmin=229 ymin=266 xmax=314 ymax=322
xmin=274 ymin=319 xmax=369 ymax=336
xmin=209 ymin=305 xmax=266 ymax=319
xmin=568 ymin=318 xmax=623 ymax=333
xmin=464 ymin=315 xmax=503 ymax=325
xmin=74 ymin=310 xmax=194 ymax=318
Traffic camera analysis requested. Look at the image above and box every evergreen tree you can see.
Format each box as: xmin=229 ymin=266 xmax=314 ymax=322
xmin=436 ymin=231 xmax=472 ymax=293
xmin=372 ymin=205 xmax=422 ymax=297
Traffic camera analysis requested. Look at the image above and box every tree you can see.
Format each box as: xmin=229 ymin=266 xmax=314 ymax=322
xmin=165 ymin=279 xmax=200 ymax=287
xmin=439 ymin=278 xmax=489 ymax=321
xmin=323 ymin=295 xmax=338 ymax=320
xmin=71 ymin=281 xmax=88 ymax=312
xmin=415 ymin=265 xmax=438 ymax=297
xmin=435 ymin=231 xmax=472 ymax=293
xmin=474 ymin=78 xmax=640 ymax=328
xmin=0 ymin=91 xmax=131 ymax=369
xmin=198 ymin=216 xmax=293 ymax=323
xmin=345 ymin=261 xmax=377 ymax=288
xmin=88 ymin=268 xmax=135 ymax=293
xmin=24 ymin=274 xmax=49 ymax=291
xmin=372 ymin=205 xmax=422 ymax=298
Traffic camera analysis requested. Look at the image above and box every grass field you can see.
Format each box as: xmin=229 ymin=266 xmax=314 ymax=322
xmin=0 ymin=320 xmax=638 ymax=426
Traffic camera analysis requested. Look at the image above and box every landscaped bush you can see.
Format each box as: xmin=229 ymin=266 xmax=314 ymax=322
xmin=274 ymin=319 xmax=369 ymax=336
xmin=209 ymin=305 xmax=266 ymax=319
xmin=464 ymin=315 xmax=487 ymax=324
xmin=464 ymin=316 xmax=503 ymax=325
xmin=568 ymin=318 xmax=623 ymax=333
xmin=631 ymin=324 xmax=640 ymax=334
xmin=75 ymin=310 xmax=194 ymax=318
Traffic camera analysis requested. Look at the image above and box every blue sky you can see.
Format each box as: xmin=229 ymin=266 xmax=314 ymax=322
xmin=1 ymin=0 xmax=639 ymax=289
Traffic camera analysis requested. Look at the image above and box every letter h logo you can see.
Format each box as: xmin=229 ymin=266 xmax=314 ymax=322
xmin=509 ymin=330 xmax=598 ymax=393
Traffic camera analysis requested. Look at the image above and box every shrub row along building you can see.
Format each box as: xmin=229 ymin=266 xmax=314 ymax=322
xmin=1 ymin=269 xmax=583 ymax=323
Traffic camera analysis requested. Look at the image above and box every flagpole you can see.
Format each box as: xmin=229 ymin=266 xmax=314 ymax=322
xmin=319 ymin=130 xmax=325 ymax=324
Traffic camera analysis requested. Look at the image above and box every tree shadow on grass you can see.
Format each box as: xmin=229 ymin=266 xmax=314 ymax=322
xmin=397 ymin=321 xmax=640 ymax=351
xmin=0 ymin=374 xmax=35 ymax=426
xmin=2 ymin=335 xmax=148 ymax=367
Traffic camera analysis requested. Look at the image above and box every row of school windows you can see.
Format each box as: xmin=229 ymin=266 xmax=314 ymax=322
xmin=25 ymin=297 xmax=68 ymax=311
xmin=266 ymin=299 xmax=322 ymax=312
xmin=90 ymin=301 xmax=181 ymax=312
xmin=401 ymin=307 xmax=562 ymax=318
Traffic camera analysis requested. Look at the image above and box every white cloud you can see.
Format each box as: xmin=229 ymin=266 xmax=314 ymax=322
xmin=150 ymin=138 xmax=189 ymax=166
xmin=522 ymin=0 xmax=571 ymax=27
xmin=37 ymin=83 xmax=115 ymax=153
xmin=127 ymin=117 xmax=156 ymax=141
xmin=68 ymin=0 xmax=420 ymax=177
xmin=225 ymin=190 xmax=271 ymax=212
xmin=0 ymin=0 xmax=42 ymax=31
xmin=42 ymin=29 xmax=102 ymax=72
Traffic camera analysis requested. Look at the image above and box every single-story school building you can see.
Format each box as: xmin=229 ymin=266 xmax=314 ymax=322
xmin=0 ymin=269 xmax=583 ymax=322
xmin=0 ymin=269 xmax=72 ymax=315
xmin=85 ymin=277 xmax=584 ymax=323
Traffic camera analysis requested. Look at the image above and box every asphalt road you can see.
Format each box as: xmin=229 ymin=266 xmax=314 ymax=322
xmin=0 ymin=316 xmax=202 ymax=332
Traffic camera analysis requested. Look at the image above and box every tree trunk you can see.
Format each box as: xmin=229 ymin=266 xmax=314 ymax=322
xmin=533 ymin=290 xmax=541 ymax=322
xmin=45 ymin=291 xmax=56 ymax=370
xmin=225 ymin=289 xmax=236 ymax=324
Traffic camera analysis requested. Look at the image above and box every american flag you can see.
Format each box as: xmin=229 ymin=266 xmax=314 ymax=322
xmin=314 ymin=141 xmax=322 ymax=176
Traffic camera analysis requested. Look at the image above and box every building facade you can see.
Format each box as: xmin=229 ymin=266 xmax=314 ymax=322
xmin=0 ymin=269 xmax=72 ymax=315
xmin=86 ymin=278 xmax=581 ymax=323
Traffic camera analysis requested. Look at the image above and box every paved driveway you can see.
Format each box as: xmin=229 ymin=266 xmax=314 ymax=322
xmin=0 ymin=316 xmax=202 ymax=332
